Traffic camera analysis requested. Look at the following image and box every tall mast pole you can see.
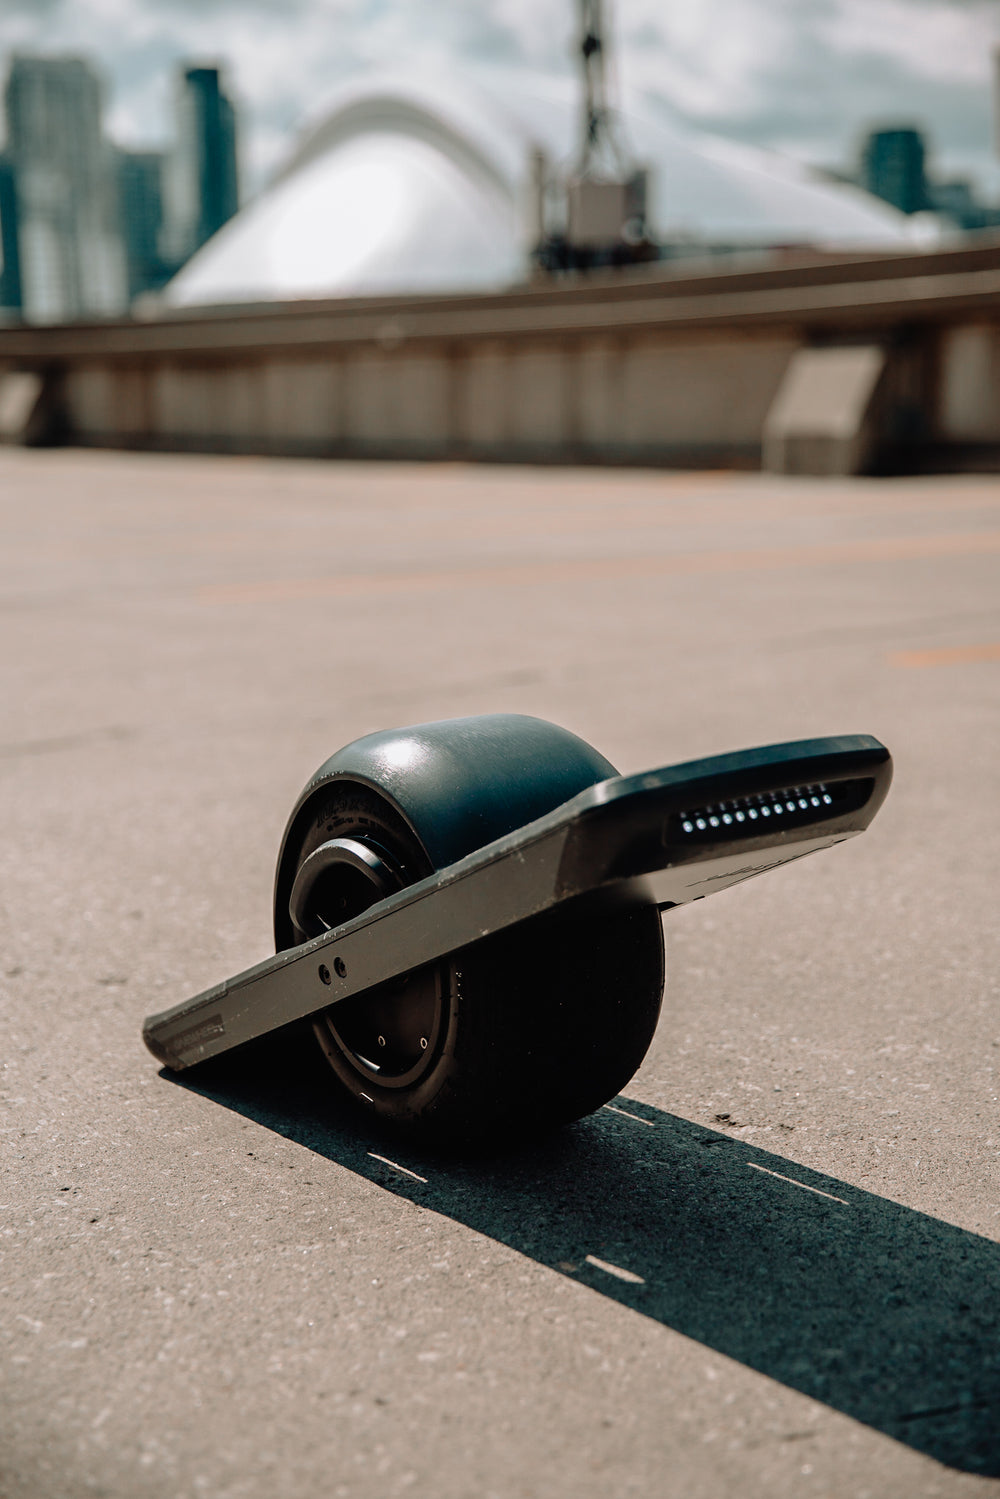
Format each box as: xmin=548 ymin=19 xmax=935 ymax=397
xmin=532 ymin=0 xmax=652 ymax=271
xmin=578 ymin=0 xmax=621 ymax=178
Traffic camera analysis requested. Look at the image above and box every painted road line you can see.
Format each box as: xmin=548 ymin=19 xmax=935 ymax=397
xmin=889 ymin=642 xmax=1000 ymax=669
xmin=747 ymin=1161 xmax=849 ymax=1204
xmin=584 ymin=1255 xmax=646 ymax=1285
xmin=602 ymin=1104 xmax=656 ymax=1126
xmin=367 ymin=1153 xmax=428 ymax=1184
xmin=200 ymin=530 xmax=1000 ymax=605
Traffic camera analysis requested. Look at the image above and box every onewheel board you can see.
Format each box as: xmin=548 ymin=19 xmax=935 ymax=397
xmin=143 ymin=716 xmax=891 ymax=1141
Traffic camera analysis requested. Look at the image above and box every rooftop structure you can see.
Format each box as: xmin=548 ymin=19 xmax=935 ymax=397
xmin=164 ymin=69 xmax=915 ymax=309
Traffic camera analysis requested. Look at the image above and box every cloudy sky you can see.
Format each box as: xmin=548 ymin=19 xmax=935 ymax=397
xmin=2 ymin=0 xmax=998 ymax=197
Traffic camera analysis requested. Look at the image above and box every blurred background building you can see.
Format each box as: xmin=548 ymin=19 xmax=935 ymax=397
xmin=861 ymin=127 xmax=930 ymax=216
xmin=116 ymin=149 xmax=170 ymax=305
xmin=161 ymin=66 xmax=239 ymax=269
xmin=0 ymin=54 xmax=239 ymax=323
xmin=3 ymin=56 xmax=126 ymax=323
xmin=856 ymin=124 xmax=1000 ymax=233
xmin=0 ymin=151 xmax=20 ymax=314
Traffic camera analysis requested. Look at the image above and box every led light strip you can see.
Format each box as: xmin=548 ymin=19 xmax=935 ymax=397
xmin=679 ymin=784 xmax=834 ymax=835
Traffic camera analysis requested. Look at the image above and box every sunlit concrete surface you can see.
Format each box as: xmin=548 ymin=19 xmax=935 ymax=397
xmin=2 ymin=448 xmax=999 ymax=1499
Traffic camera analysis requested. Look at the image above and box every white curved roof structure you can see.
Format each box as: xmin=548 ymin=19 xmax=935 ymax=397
xmin=165 ymin=68 xmax=915 ymax=308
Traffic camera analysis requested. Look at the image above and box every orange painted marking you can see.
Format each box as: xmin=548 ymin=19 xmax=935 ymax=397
xmin=200 ymin=529 xmax=1000 ymax=606
xmin=890 ymin=642 xmax=1000 ymax=669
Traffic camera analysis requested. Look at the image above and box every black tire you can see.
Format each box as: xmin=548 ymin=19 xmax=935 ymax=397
xmin=273 ymin=715 xmax=664 ymax=1144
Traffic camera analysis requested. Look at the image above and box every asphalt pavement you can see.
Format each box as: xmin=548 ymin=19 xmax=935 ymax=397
xmin=2 ymin=447 xmax=1000 ymax=1499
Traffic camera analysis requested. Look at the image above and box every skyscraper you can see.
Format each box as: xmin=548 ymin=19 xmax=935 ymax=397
xmin=118 ymin=149 xmax=170 ymax=299
xmin=0 ymin=154 xmax=21 ymax=316
xmin=860 ymin=127 xmax=928 ymax=216
xmin=161 ymin=65 xmax=239 ymax=268
xmin=3 ymin=55 xmax=127 ymax=322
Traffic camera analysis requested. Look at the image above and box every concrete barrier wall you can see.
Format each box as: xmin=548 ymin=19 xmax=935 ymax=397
xmin=939 ymin=324 xmax=1000 ymax=443
xmin=6 ymin=240 xmax=1000 ymax=471
xmin=58 ymin=330 xmax=799 ymax=465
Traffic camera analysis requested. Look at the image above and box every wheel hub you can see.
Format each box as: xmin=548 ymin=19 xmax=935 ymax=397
xmin=290 ymin=836 xmax=445 ymax=1086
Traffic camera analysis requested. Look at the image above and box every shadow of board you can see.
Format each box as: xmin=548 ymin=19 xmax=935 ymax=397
xmin=171 ymin=1030 xmax=1000 ymax=1476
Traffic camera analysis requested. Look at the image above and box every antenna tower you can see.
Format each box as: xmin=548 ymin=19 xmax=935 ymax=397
xmin=532 ymin=0 xmax=656 ymax=272
xmin=577 ymin=0 xmax=625 ymax=179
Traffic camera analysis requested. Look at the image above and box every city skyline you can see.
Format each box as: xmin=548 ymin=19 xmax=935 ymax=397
xmin=0 ymin=0 xmax=996 ymax=199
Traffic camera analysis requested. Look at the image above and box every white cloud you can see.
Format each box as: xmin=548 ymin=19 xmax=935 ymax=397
xmin=2 ymin=0 xmax=997 ymax=194
xmin=821 ymin=0 xmax=996 ymax=83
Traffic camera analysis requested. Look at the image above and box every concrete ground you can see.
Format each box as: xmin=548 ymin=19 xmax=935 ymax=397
xmin=2 ymin=448 xmax=1000 ymax=1499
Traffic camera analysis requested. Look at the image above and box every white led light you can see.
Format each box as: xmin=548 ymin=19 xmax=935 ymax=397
xmin=785 ymin=801 xmax=796 ymax=812
xmin=735 ymin=810 xmax=745 ymax=822
xmin=682 ymin=820 xmax=693 ymax=833
xmin=696 ymin=817 xmax=707 ymax=830
xmin=823 ymin=793 xmax=832 ymax=805
xmin=810 ymin=796 xmax=820 ymax=807
xmin=748 ymin=808 xmax=758 ymax=819
xmin=722 ymin=813 xmax=733 ymax=825
xmin=761 ymin=806 xmax=771 ymax=817
xmin=798 ymin=798 xmax=808 ymax=809
xmin=708 ymin=816 xmax=720 ymax=828
xmin=774 ymin=803 xmax=783 ymax=814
